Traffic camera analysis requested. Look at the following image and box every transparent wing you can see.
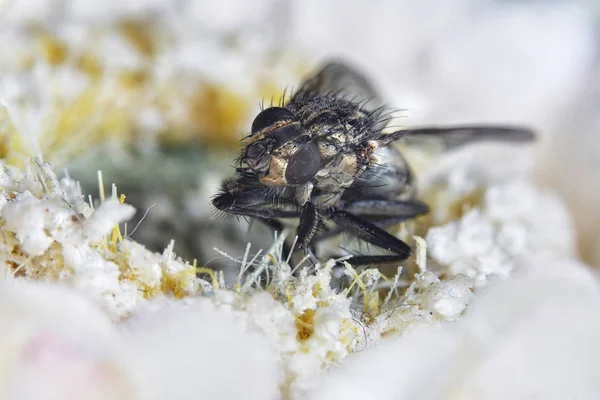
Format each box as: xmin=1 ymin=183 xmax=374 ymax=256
xmin=295 ymin=61 xmax=537 ymax=150
xmin=295 ymin=61 xmax=381 ymax=103
xmin=399 ymin=125 xmax=536 ymax=150
xmin=292 ymin=60 xmax=388 ymax=130
xmin=378 ymin=125 xmax=536 ymax=150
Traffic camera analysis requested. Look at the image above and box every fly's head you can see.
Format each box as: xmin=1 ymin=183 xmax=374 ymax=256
xmin=241 ymin=106 xmax=322 ymax=186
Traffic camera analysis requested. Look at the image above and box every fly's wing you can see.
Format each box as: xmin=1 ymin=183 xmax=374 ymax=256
xmin=295 ymin=61 xmax=381 ymax=103
xmin=378 ymin=125 xmax=536 ymax=150
xmin=292 ymin=61 xmax=388 ymax=131
xmin=342 ymin=146 xmax=417 ymax=203
xmin=296 ymin=62 xmax=537 ymax=149
xmin=401 ymin=125 xmax=535 ymax=150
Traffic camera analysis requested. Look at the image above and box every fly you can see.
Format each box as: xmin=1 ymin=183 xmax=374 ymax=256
xmin=212 ymin=61 xmax=535 ymax=266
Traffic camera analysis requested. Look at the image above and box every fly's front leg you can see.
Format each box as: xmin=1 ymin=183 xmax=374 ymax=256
xmin=290 ymin=181 xmax=321 ymax=253
xmin=295 ymin=202 xmax=321 ymax=252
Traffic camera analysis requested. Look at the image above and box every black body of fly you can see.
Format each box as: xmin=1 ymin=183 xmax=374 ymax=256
xmin=212 ymin=61 xmax=535 ymax=266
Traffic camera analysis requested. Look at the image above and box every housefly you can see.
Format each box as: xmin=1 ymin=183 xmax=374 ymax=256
xmin=212 ymin=61 xmax=535 ymax=266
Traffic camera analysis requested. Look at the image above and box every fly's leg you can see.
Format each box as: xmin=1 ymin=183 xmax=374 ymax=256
xmin=341 ymin=199 xmax=429 ymax=219
xmin=328 ymin=209 xmax=412 ymax=264
xmin=295 ymin=202 xmax=321 ymax=251
xmin=339 ymin=254 xmax=411 ymax=267
xmin=309 ymin=199 xmax=429 ymax=249
xmin=306 ymin=216 xmax=413 ymax=249
xmin=320 ymin=200 xmax=430 ymax=267
xmin=214 ymin=188 xmax=419 ymax=267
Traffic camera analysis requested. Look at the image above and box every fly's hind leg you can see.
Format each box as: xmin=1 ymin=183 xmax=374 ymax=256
xmin=328 ymin=209 xmax=413 ymax=266
xmin=307 ymin=199 xmax=429 ymax=260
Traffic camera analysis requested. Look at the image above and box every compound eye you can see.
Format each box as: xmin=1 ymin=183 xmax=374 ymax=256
xmin=252 ymin=107 xmax=294 ymax=134
xmin=285 ymin=142 xmax=321 ymax=185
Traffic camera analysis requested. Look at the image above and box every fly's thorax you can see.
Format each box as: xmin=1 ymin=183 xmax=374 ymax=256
xmin=309 ymin=151 xmax=361 ymax=208
xmin=315 ymin=152 xmax=359 ymax=181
